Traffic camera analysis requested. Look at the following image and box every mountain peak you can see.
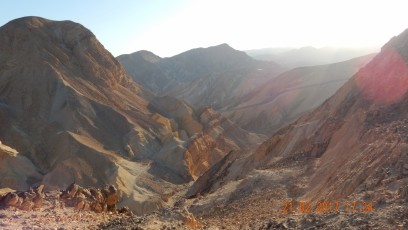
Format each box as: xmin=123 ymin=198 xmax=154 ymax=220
xmin=2 ymin=16 xmax=95 ymax=46
xmin=171 ymin=43 xmax=252 ymax=64
xmin=381 ymin=28 xmax=408 ymax=62
xmin=212 ymin=43 xmax=233 ymax=49
xmin=135 ymin=50 xmax=162 ymax=63
xmin=3 ymin=16 xmax=52 ymax=27
xmin=204 ymin=43 xmax=239 ymax=53
xmin=0 ymin=17 xmax=131 ymax=90
xmin=2 ymin=16 xmax=88 ymax=35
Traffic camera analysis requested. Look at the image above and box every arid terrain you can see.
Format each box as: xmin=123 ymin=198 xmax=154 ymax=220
xmin=0 ymin=16 xmax=407 ymax=230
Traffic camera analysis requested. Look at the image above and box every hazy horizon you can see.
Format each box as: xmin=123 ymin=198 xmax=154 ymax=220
xmin=1 ymin=0 xmax=407 ymax=57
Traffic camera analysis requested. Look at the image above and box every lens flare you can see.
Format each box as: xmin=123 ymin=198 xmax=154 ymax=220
xmin=355 ymin=47 xmax=408 ymax=104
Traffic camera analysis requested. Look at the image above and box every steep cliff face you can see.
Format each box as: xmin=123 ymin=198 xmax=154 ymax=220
xmin=0 ymin=17 xmax=262 ymax=214
xmin=187 ymin=29 xmax=408 ymax=225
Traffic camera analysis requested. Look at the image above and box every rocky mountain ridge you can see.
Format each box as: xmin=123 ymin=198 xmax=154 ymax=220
xmin=0 ymin=16 xmax=262 ymax=215
xmin=119 ymin=44 xmax=374 ymax=136
xmin=118 ymin=43 xmax=284 ymax=110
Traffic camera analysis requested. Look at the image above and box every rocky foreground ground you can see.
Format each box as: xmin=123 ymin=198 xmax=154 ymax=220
xmin=0 ymin=184 xmax=198 ymax=230
xmin=0 ymin=184 xmax=407 ymax=229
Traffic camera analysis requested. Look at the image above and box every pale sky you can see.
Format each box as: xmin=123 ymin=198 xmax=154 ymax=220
xmin=1 ymin=0 xmax=408 ymax=57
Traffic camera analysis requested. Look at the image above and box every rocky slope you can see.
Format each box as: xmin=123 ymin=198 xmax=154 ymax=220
xmin=222 ymin=54 xmax=375 ymax=134
xmin=0 ymin=16 xmax=262 ymax=215
xmin=117 ymin=44 xmax=284 ymax=110
xmin=184 ymin=29 xmax=408 ymax=229
xmin=119 ymin=45 xmax=374 ymax=136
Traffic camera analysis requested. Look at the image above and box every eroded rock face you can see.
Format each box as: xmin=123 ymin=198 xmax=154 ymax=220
xmin=0 ymin=17 xmax=264 ymax=214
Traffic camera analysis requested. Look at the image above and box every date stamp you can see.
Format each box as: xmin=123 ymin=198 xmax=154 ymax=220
xmin=281 ymin=200 xmax=374 ymax=214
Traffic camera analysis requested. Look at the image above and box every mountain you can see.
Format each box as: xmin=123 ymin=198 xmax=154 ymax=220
xmin=119 ymin=45 xmax=374 ymax=136
xmin=0 ymin=17 xmax=262 ymax=214
xmin=246 ymin=46 xmax=379 ymax=69
xmin=115 ymin=50 xmax=165 ymax=93
xmin=222 ymin=53 xmax=376 ymax=134
xmin=118 ymin=43 xmax=284 ymax=110
xmin=185 ymin=29 xmax=408 ymax=228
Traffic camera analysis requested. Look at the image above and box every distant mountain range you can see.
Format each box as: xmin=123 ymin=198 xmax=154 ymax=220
xmin=119 ymin=45 xmax=375 ymax=135
xmin=246 ymin=46 xmax=379 ymax=69
xmin=118 ymin=44 xmax=284 ymax=109
xmin=222 ymin=53 xmax=376 ymax=134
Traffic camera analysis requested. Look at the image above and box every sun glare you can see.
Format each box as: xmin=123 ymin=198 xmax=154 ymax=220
xmin=125 ymin=0 xmax=408 ymax=56
xmin=356 ymin=47 xmax=408 ymax=104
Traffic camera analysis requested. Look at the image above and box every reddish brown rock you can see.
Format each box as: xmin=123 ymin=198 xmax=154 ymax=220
xmin=83 ymin=202 xmax=91 ymax=211
xmin=66 ymin=183 xmax=79 ymax=198
xmin=91 ymin=202 xmax=104 ymax=213
xmin=75 ymin=199 xmax=86 ymax=210
xmin=90 ymin=188 xmax=104 ymax=203
xmin=32 ymin=194 xmax=43 ymax=209
xmin=20 ymin=199 xmax=33 ymax=211
xmin=4 ymin=193 xmax=19 ymax=207
xmin=105 ymin=185 xmax=119 ymax=211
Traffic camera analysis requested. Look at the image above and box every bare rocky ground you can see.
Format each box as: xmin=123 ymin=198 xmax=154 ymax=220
xmin=0 ymin=191 xmax=112 ymax=229
xmin=189 ymin=189 xmax=408 ymax=230
xmin=0 ymin=182 xmax=407 ymax=229
xmin=0 ymin=183 xmax=129 ymax=230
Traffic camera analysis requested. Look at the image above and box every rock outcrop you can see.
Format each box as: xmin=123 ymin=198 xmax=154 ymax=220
xmin=60 ymin=183 xmax=123 ymax=213
xmin=0 ymin=183 xmax=126 ymax=215
xmin=0 ymin=185 xmax=45 ymax=211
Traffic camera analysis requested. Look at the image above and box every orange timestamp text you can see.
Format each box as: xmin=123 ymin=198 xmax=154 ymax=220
xmin=281 ymin=200 xmax=374 ymax=214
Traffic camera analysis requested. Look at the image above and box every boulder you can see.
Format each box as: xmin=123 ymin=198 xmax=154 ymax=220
xmin=81 ymin=188 xmax=92 ymax=198
xmin=4 ymin=193 xmax=19 ymax=207
xmin=91 ymin=202 xmax=104 ymax=213
xmin=90 ymin=188 xmax=104 ymax=203
xmin=66 ymin=183 xmax=79 ymax=198
xmin=20 ymin=199 xmax=33 ymax=211
xmin=75 ymin=199 xmax=86 ymax=210
xmin=105 ymin=185 xmax=119 ymax=211
xmin=118 ymin=206 xmax=133 ymax=216
xmin=32 ymin=194 xmax=43 ymax=209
